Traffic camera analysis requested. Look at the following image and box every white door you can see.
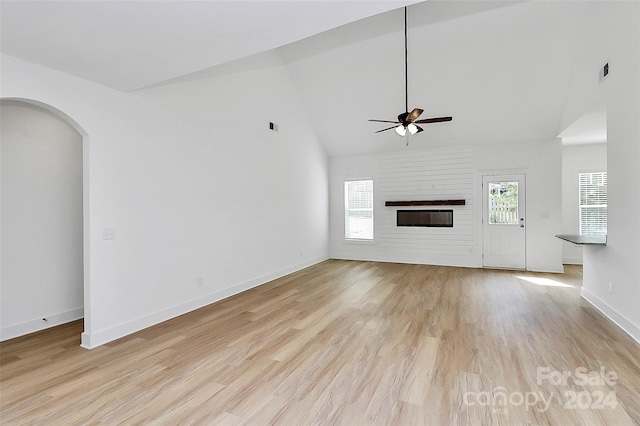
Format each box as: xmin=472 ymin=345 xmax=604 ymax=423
xmin=482 ymin=174 xmax=526 ymax=269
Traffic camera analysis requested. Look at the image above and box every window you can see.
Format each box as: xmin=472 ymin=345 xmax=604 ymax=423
xmin=344 ymin=179 xmax=373 ymax=240
xmin=488 ymin=181 xmax=518 ymax=224
xmin=579 ymin=171 xmax=607 ymax=235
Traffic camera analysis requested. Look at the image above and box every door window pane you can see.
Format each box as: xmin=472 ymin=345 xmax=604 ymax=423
xmin=488 ymin=182 xmax=518 ymax=224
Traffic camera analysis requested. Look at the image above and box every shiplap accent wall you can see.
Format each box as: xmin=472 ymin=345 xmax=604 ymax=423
xmin=378 ymin=146 xmax=476 ymax=266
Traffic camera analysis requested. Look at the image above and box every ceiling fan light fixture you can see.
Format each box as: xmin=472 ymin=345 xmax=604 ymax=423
xmin=368 ymin=7 xmax=452 ymax=138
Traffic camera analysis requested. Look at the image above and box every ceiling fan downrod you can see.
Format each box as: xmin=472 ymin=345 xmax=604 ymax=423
xmin=404 ymin=6 xmax=408 ymax=115
xmin=367 ymin=6 xmax=453 ymax=138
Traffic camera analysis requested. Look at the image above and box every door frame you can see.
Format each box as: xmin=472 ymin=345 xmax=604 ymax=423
xmin=482 ymin=173 xmax=527 ymax=270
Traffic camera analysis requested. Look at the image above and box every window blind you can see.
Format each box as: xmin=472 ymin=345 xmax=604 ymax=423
xmin=579 ymin=172 xmax=607 ymax=236
xmin=344 ymin=179 xmax=373 ymax=240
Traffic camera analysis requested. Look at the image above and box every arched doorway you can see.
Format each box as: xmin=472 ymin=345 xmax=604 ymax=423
xmin=1 ymin=98 xmax=89 ymax=344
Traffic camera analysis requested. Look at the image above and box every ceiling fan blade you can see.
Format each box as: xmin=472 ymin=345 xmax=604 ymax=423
xmin=414 ymin=125 xmax=424 ymax=134
xmin=368 ymin=119 xmax=401 ymax=124
xmin=375 ymin=125 xmax=400 ymax=133
xmin=406 ymin=108 xmax=424 ymax=122
xmin=414 ymin=116 xmax=453 ymax=124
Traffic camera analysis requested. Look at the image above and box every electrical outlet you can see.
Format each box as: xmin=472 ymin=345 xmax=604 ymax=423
xmin=608 ymin=283 xmax=613 ymax=293
xmin=197 ymin=277 xmax=204 ymax=287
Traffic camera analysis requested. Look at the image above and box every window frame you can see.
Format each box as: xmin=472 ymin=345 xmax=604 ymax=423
xmin=578 ymin=170 xmax=607 ymax=236
xmin=344 ymin=178 xmax=374 ymax=241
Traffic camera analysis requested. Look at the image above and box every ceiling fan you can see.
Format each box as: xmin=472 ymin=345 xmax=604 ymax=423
xmin=369 ymin=7 xmax=452 ymax=139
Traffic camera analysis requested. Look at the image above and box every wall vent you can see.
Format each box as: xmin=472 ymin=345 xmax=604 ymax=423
xmin=600 ymin=62 xmax=609 ymax=82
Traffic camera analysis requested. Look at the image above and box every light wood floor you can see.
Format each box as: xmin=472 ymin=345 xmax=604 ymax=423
xmin=1 ymin=260 xmax=639 ymax=425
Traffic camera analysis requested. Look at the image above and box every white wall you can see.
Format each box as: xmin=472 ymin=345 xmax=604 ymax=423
xmin=561 ymin=143 xmax=607 ymax=264
xmin=584 ymin=66 xmax=640 ymax=342
xmin=330 ymin=140 xmax=563 ymax=272
xmin=1 ymin=101 xmax=84 ymax=340
xmin=477 ymin=140 xmax=563 ymax=273
xmin=331 ymin=147 xmax=475 ymax=267
xmin=0 ymin=51 xmax=329 ymax=347
xmin=558 ymin=2 xmax=640 ymax=343
xmin=378 ymin=147 xmax=475 ymax=266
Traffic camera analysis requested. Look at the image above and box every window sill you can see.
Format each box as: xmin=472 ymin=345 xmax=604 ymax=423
xmin=345 ymin=238 xmax=375 ymax=244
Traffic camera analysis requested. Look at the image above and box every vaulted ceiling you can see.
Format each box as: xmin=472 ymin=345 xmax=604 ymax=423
xmin=278 ymin=1 xmax=613 ymax=156
xmin=2 ymin=1 xmax=614 ymax=157
xmin=0 ymin=0 xmax=419 ymax=92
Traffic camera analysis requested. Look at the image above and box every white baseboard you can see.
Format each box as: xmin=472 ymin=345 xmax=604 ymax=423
xmin=581 ymin=287 xmax=640 ymax=345
xmin=330 ymin=253 xmax=479 ymax=269
xmin=81 ymin=256 xmax=329 ymax=349
xmin=562 ymin=257 xmax=583 ymax=265
xmin=1 ymin=307 xmax=84 ymax=341
xmin=331 ymin=254 xmax=564 ymax=273
xmin=526 ymin=266 xmax=565 ymax=273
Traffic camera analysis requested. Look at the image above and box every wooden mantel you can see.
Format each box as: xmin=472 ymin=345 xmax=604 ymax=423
xmin=385 ymin=199 xmax=466 ymax=207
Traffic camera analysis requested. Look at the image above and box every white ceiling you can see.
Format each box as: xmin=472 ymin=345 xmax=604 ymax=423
xmin=1 ymin=0 xmax=419 ymax=92
xmin=557 ymin=105 xmax=607 ymax=146
xmin=1 ymin=0 xmax=613 ymax=157
xmin=279 ymin=0 xmax=612 ymax=156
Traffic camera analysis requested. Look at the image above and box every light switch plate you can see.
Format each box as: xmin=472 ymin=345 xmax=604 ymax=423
xmin=102 ymin=227 xmax=116 ymax=240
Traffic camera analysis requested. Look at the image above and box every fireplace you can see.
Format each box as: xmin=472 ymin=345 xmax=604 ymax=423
xmin=396 ymin=209 xmax=453 ymax=227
